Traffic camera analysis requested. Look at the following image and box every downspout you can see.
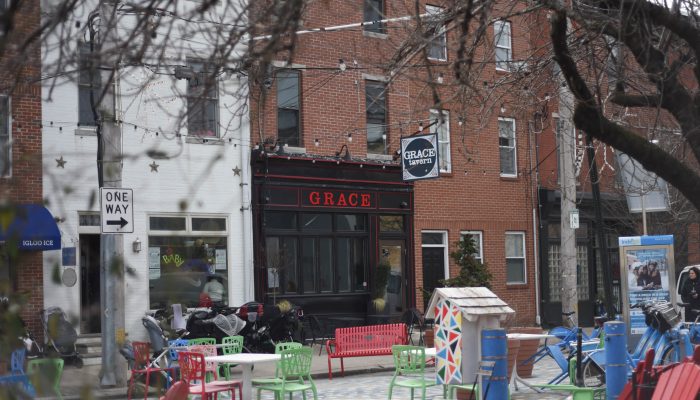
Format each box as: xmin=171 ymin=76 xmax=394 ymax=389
xmin=529 ymin=119 xmax=542 ymax=326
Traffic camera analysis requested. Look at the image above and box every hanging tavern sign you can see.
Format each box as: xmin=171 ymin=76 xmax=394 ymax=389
xmin=401 ymin=133 xmax=440 ymax=181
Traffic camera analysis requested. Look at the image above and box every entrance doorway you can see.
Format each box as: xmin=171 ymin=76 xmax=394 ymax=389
xmin=421 ymin=231 xmax=448 ymax=309
xmin=79 ymin=234 xmax=101 ymax=334
xmin=378 ymin=240 xmax=406 ymax=319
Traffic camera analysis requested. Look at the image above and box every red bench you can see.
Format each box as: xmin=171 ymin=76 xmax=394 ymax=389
xmin=325 ymin=323 xmax=408 ymax=379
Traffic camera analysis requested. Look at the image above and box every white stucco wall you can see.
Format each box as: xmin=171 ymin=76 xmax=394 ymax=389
xmin=41 ymin=1 xmax=252 ymax=340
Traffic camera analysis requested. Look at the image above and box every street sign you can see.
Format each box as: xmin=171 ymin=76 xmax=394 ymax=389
xmin=569 ymin=209 xmax=580 ymax=229
xmin=100 ymin=188 xmax=134 ymax=233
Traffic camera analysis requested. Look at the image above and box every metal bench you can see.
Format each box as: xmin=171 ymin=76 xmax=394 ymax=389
xmin=325 ymin=323 xmax=408 ymax=379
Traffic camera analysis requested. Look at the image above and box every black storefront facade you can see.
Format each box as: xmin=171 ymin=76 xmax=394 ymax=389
xmin=538 ymin=188 xmax=630 ymax=327
xmin=251 ymin=151 xmax=414 ymax=324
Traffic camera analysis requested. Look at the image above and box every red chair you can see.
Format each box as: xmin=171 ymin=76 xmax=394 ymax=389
xmin=179 ymin=351 xmax=242 ymax=400
xmin=159 ymin=381 xmax=189 ymax=400
xmin=128 ymin=341 xmax=175 ymax=400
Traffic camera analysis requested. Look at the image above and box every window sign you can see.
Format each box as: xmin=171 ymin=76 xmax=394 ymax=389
xmin=401 ymin=133 xmax=440 ymax=181
xmin=215 ymin=249 xmax=227 ymax=270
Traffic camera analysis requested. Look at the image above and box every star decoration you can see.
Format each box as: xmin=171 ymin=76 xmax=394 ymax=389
xmin=232 ymin=166 xmax=241 ymax=176
xmin=56 ymin=156 xmax=67 ymax=168
xmin=149 ymin=161 xmax=159 ymax=172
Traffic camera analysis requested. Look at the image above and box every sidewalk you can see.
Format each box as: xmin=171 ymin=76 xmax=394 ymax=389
xmin=53 ymin=343 xmax=570 ymax=399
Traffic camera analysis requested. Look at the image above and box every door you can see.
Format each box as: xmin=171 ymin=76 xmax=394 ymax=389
xmin=80 ymin=234 xmax=101 ymax=333
xmin=378 ymin=240 xmax=406 ymax=319
xmin=422 ymin=247 xmax=445 ymax=309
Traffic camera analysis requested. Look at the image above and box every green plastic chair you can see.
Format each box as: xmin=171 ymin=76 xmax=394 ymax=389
xmin=445 ymin=383 xmax=479 ymax=400
xmin=252 ymin=342 xmax=304 ymax=387
xmin=219 ymin=335 xmax=244 ymax=380
xmin=529 ymin=384 xmax=606 ymax=400
xmin=188 ymin=338 xmax=217 ymax=346
xmin=255 ymin=347 xmax=317 ymax=400
xmin=388 ymin=345 xmax=437 ymax=400
xmin=27 ymin=358 xmax=64 ymax=399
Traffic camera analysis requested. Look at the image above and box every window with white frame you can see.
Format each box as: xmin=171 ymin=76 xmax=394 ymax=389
xmin=505 ymin=232 xmax=526 ymax=283
xmin=426 ymin=5 xmax=447 ymax=61
xmin=78 ymin=42 xmax=100 ymax=127
xmin=499 ymin=118 xmax=517 ymax=177
xmin=0 ymin=96 xmax=9 ymax=176
xmin=494 ymin=20 xmax=512 ymax=71
xmin=460 ymin=231 xmax=483 ymax=264
xmin=148 ymin=215 xmax=228 ymax=308
xmin=430 ymin=109 xmax=451 ymax=172
xmin=186 ymin=60 xmax=219 ymax=137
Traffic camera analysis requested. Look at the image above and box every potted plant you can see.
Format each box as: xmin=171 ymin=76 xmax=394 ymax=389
xmin=370 ymin=263 xmax=391 ymax=313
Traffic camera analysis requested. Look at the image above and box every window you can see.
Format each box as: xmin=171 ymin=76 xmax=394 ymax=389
xmin=148 ymin=215 xmax=229 ymax=308
xmin=548 ymin=243 xmax=590 ymax=302
xmin=78 ymin=42 xmax=101 ymax=127
xmin=363 ymin=0 xmax=385 ymax=34
xmin=264 ymin=211 xmax=368 ymax=295
xmin=0 ymin=96 xmax=9 ymax=176
xmin=494 ymin=20 xmax=512 ymax=71
xmin=366 ymin=81 xmax=387 ymax=155
xmin=430 ymin=109 xmax=451 ymax=172
xmin=505 ymin=232 xmax=526 ymax=283
xmin=277 ymin=69 xmax=301 ymax=147
xmin=498 ymin=118 xmax=517 ymax=177
xmin=421 ymin=231 xmax=449 ymax=286
xmin=186 ymin=60 xmax=219 ymax=137
xmin=426 ymin=5 xmax=447 ymax=61
xmin=460 ymin=231 xmax=483 ymax=264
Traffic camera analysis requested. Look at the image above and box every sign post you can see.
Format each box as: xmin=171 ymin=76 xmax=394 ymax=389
xmin=400 ymin=134 xmax=440 ymax=181
xmin=100 ymin=188 xmax=134 ymax=234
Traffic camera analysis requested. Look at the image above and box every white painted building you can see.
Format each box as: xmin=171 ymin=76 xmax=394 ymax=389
xmin=40 ymin=0 xmax=252 ymax=341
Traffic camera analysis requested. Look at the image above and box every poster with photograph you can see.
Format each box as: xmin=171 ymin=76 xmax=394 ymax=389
xmin=619 ymin=235 xmax=675 ymax=335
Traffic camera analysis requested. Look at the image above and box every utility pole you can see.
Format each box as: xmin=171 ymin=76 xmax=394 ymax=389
xmin=90 ymin=2 xmax=126 ymax=386
xmin=558 ymin=85 xmax=578 ymax=326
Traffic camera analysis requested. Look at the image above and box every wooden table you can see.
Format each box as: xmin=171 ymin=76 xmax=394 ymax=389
xmin=205 ymin=353 xmax=281 ymax=400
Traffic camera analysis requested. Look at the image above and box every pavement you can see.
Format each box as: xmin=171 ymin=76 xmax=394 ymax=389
xmin=45 ymin=341 xmax=580 ymax=400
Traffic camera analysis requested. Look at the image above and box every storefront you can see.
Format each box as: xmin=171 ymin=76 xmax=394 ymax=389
xmin=252 ymin=151 xmax=414 ymax=321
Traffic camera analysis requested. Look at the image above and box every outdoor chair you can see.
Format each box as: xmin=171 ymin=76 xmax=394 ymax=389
xmin=219 ymin=335 xmax=244 ymax=380
xmin=255 ymin=347 xmax=317 ymax=400
xmin=0 ymin=373 xmax=35 ymax=397
xmin=252 ymin=342 xmax=303 ymax=387
xmin=179 ymin=351 xmax=242 ymax=400
xmin=189 ymin=344 xmax=219 ymax=382
xmin=11 ymin=348 xmax=26 ymax=374
xmin=303 ymin=314 xmax=331 ymax=355
xmin=27 ymin=358 xmax=64 ymax=399
xmin=388 ymin=345 xmax=437 ymax=400
xmin=167 ymin=338 xmax=190 ymax=379
xmin=127 ymin=341 xmax=174 ymax=400
xmin=158 ymin=381 xmax=189 ymax=400
xmin=188 ymin=338 xmax=217 ymax=346
xmin=402 ymin=309 xmax=430 ymax=346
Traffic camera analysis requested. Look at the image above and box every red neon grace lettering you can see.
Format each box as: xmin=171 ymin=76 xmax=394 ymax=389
xmin=361 ymin=194 xmax=371 ymax=207
xmin=324 ymin=192 xmax=334 ymax=205
xmin=336 ymin=193 xmax=348 ymax=207
xmin=309 ymin=191 xmax=320 ymax=205
xmin=348 ymin=193 xmax=358 ymax=207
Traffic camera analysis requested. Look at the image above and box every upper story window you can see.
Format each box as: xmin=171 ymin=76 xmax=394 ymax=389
xmin=78 ymin=42 xmax=101 ymax=127
xmin=498 ymin=117 xmax=517 ymax=177
xmin=277 ymin=69 xmax=301 ymax=147
xmin=426 ymin=5 xmax=447 ymax=61
xmin=430 ymin=109 xmax=451 ymax=172
xmin=364 ymin=0 xmax=385 ymax=34
xmin=0 ymin=96 xmax=10 ymax=177
xmin=366 ymin=80 xmax=387 ymax=155
xmin=505 ymin=231 xmax=526 ymax=284
xmin=494 ymin=20 xmax=512 ymax=71
xmin=186 ymin=60 xmax=219 ymax=138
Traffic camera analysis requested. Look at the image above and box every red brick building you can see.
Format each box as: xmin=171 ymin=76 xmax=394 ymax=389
xmin=0 ymin=0 xmax=50 ymax=342
xmin=250 ymin=1 xmax=540 ymax=326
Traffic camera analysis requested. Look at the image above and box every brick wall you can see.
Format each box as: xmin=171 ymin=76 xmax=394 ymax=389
xmin=0 ymin=0 xmax=44 ymax=341
xmin=250 ymin=0 xmax=539 ymax=325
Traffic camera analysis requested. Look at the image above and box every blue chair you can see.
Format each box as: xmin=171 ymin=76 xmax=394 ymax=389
xmin=545 ymin=345 xmax=571 ymax=384
xmin=0 ymin=373 xmax=35 ymax=397
xmin=167 ymin=339 xmax=189 ymax=380
xmin=11 ymin=348 xmax=26 ymax=374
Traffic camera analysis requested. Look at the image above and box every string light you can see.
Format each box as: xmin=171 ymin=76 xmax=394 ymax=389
xmin=347 ymin=133 xmax=352 ymax=142
xmin=338 ymin=59 xmax=346 ymax=72
xmin=314 ymin=138 xmax=320 ymax=147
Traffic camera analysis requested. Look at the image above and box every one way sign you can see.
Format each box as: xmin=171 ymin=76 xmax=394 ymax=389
xmin=100 ymin=188 xmax=134 ymax=233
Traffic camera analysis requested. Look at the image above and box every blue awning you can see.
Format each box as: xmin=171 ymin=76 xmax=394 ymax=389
xmin=0 ymin=204 xmax=61 ymax=251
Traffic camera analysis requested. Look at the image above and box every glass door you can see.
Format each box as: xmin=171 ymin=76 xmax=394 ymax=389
xmin=377 ymin=240 xmax=406 ymax=319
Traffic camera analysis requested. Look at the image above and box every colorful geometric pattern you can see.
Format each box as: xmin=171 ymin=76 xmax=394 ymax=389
xmin=434 ymin=299 xmax=462 ymax=384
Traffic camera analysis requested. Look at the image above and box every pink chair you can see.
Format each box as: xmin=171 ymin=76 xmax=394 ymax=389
xmin=189 ymin=345 xmax=218 ymax=381
xmin=159 ymin=381 xmax=189 ymax=400
xmin=179 ymin=351 xmax=242 ymax=400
